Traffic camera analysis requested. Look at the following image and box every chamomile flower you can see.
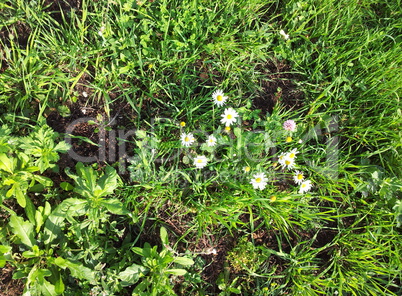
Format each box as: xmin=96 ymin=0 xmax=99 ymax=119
xmin=243 ymin=166 xmax=251 ymax=173
xmin=220 ymin=108 xmax=239 ymax=126
xmin=288 ymin=148 xmax=299 ymax=160
xmin=194 ymin=155 xmax=208 ymax=169
xmin=206 ymin=134 xmax=217 ymax=147
xmin=180 ymin=132 xmax=195 ymax=147
xmin=279 ymin=154 xmax=296 ymax=170
xmin=299 ymin=180 xmax=312 ymax=194
xmin=212 ymin=89 xmax=228 ymax=106
xmin=250 ymin=172 xmax=268 ymax=190
xmin=283 ymin=119 xmax=296 ymax=132
xmin=278 ymin=152 xmax=287 ymax=164
xmin=286 ymin=136 xmax=293 ymax=143
xmin=180 ymin=121 xmax=186 ymax=127
xmin=293 ymin=170 xmax=304 ymax=185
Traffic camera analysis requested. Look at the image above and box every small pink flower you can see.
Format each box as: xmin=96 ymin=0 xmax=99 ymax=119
xmin=283 ymin=120 xmax=296 ymax=132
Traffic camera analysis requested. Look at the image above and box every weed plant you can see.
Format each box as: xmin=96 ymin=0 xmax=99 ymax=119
xmin=0 ymin=0 xmax=401 ymax=295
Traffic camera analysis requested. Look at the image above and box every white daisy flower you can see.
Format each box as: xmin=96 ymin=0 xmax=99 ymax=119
xmin=288 ymin=148 xmax=299 ymax=160
xmin=181 ymin=132 xmax=195 ymax=147
xmin=278 ymin=152 xmax=287 ymax=164
xmin=299 ymin=180 xmax=312 ymax=194
xmin=279 ymin=154 xmax=295 ymax=170
xmin=293 ymin=170 xmax=304 ymax=185
xmin=194 ymin=155 xmax=208 ymax=169
xmin=206 ymin=134 xmax=217 ymax=147
xmin=250 ymin=172 xmax=268 ymax=190
xmin=212 ymin=89 xmax=228 ymax=106
xmin=220 ymin=108 xmax=239 ymax=126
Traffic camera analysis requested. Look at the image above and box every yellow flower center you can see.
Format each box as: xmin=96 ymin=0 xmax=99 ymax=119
xmin=217 ymin=95 xmax=223 ymax=101
xmin=286 ymin=136 xmax=292 ymax=143
xmin=244 ymin=166 xmax=250 ymax=172
xmin=289 ymin=153 xmax=295 ymax=158
xmin=285 ymin=160 xmax=291 ymax=165
xmin=227 ymin=114 xmax=232 ymax=119
xmin=255 ymin=177 xmax=261 ymax=183
xmin=270 ymin=196 xmax=277 ymax=202
xmin=180 ymin=121 xmax=186 ymax=127
xmin=297 ymin=174 xmax=303 ymax=180
xmin=225 ymin=126 xmax=231 ymax=131
xmin=185 ymin=137 xmax=190 ymax=142
xmin=197 ymin=159 xmax=203 ymax=163
xmin=301 ymin=183 xmax=306 ymax=188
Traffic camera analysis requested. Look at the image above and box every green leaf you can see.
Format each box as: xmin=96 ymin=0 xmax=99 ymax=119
xmin=132 ymin=246 xmax=145 ymax=257
xmin=15 ymin=183 xmax=27 ymax=208
xmin=53 ymin=257 xmax=96 ymax=284
xmin=0 ymin=245 xmax=12 ymax=253
xmin=44 ymin=198 xmax=86 ymax=244
xmin=165 ymin=269 xmax=187 ymax=276
xmin=35 ymin=269 xmax=57 ymax=296
xmin=100 ymin=198 xmax=130 ymax=216
xmin=0 ymin=153 xmax=14 ymax=173
xmin=9 ymin=215 xmax=35 ymax=248
xmin=96 ymin=166 xmax=120 ymax=197
xmin=118 ymin=263 xmax=148 ymax=287
xmin=66 ymin=163 xmax=120 ymax=199
xmin=173 ymin=257 xmax=194 ymax=266
xmin=54 ymin=141 xmax=70 ymax=153
xmin=33 ymin=175 xmax=53 ymax=187
xmin=54 ymin=272 xmax=65 ymax=294
xmin=0 ymin=245 xmax=12 ymax=268
xmin=160 ymin=226 xmax=169 ymax=246
xmin=25 ymin=197 xmax=36 ymax=225
xmin=60 ymin=182 xmax=74 ymax=191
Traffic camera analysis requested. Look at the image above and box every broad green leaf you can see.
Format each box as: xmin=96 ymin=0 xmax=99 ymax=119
xmin=0 ymin=245 xmax=12 ymax=253
xmin=132 ymin=247 xmax=144 ymax=257
xmin=0 ymin=245 xmax=12 ymax=268
xmin=118 ymin=263 xmax=148 ymax=287
xmin=53 ymin=257 xmax=96 ymax=284
xmin=35 ymin=269 xmax=57 ymax=296
xmin=15 ymin=183 xmax=27 ymax=208
xmin=54 ymin=141 xmax=70 ymax=153
xmin=160 ymin=226 xmax=169 ymax=246
xmin=173 ymin=257 xmax=194 ymax=266
xmin=9 ymin=215 xmax=35 ymax=248
xmin=22 ymin=245 xmax=41 ymax=258
xmin=0 ymin=255 xmax=6 ymax=268
xmin=25 ymin=197 xmax=36 ymax=225
xmin=65 ymin=163 xmax=97 ymax=198
xmin=60 ymin=182 xmax=74 ymax=191
xmin=44 ymin=198 xmax=85 ymax=244
xmin=100 ymin=198 xmax=130 ymax=216
xmin=165 ymin=269 xmax=187 ymax=275
xmin=54 ymin=272 xmax=65 ymax=294
xmin=96 ymin=166 xmax=120 ymax=197
xmin=0 ymin=153 xmax=14 ymax=173
xmin=33 ymin=175 xmax=53 ymax=187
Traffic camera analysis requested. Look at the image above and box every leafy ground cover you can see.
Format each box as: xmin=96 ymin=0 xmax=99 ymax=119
xmin=0 ymin=0 xmax=401 ymax=295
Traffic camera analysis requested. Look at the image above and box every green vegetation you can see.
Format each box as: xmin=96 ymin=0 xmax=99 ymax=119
xmin=0 ymin=0 xmax=401 ymax=295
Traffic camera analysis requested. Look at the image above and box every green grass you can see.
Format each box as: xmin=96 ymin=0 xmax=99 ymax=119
xmin=0 ymin=0 xmax=401 ymax=295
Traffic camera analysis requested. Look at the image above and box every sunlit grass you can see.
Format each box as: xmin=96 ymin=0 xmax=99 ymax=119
xmin=0 ymin=0 xmax=401 ymax=294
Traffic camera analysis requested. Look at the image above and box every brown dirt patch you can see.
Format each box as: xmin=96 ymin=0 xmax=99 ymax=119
xmin=254 ymin=59 xmax=305 ymax=113
xmin=0 ymin=264 xmax=24 ymax=296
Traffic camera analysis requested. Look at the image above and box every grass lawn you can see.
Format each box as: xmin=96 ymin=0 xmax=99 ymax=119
xmin=0 ymin=0 xmax=401 ymax=295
